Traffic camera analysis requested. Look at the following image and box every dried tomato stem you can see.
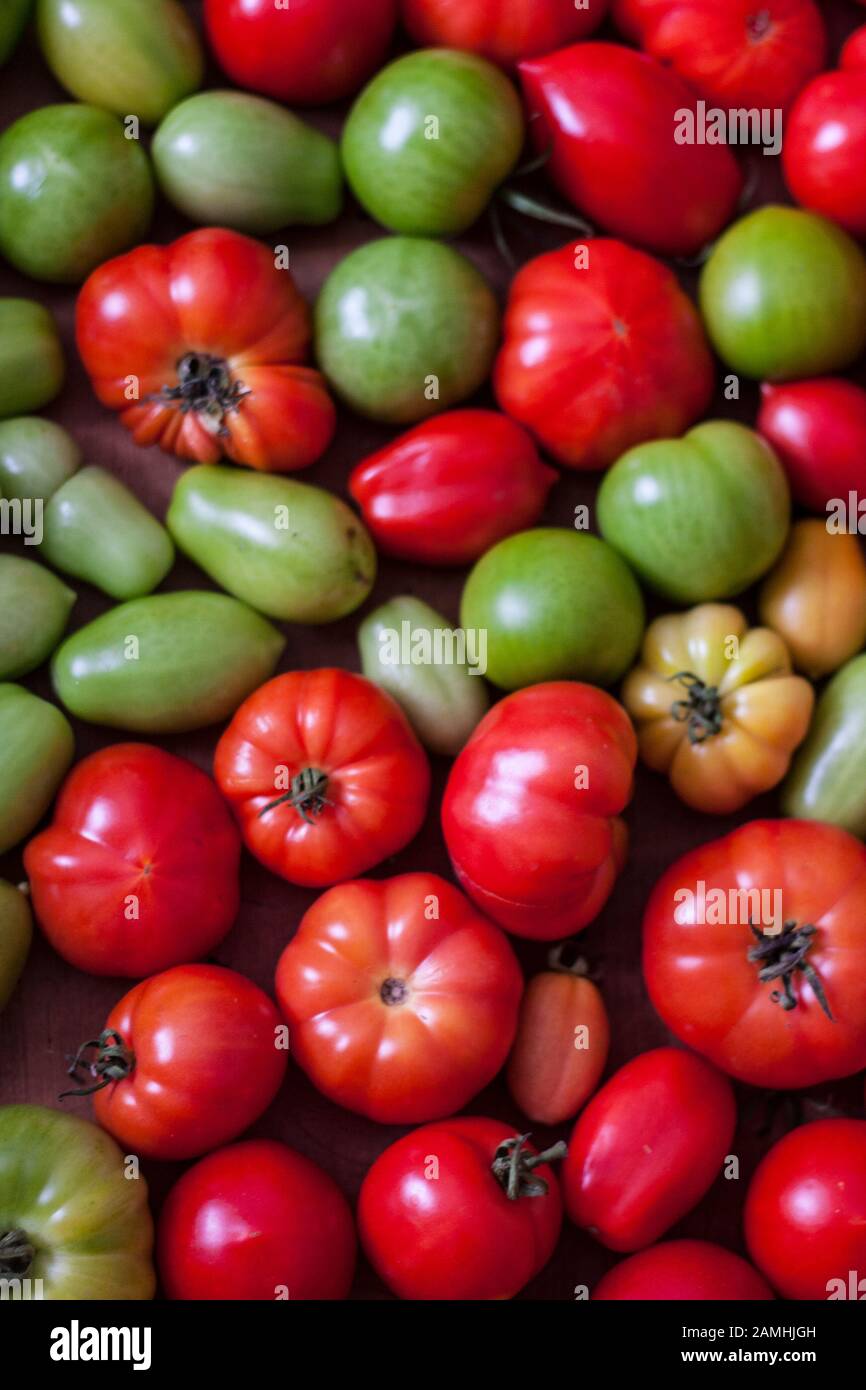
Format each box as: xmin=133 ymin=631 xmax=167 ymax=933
xmin=747 ymin=921 xmax=832 ymax=1019
xmin=491 ymin=1134 xmax=567 ymax=1201
xmin=669 ymin=671 xmax=723 ymax=743
xmin=60 ymin=1029 xmax=136 ymax=1099
xmin=259 ymin=768 xmax=332 ymax=825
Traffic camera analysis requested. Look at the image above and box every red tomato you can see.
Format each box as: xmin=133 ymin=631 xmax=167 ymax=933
xmin=275 ymin=873 xmax=522 ymax=1124
xmin=358 ymin=1118 xmax=564 ymax=1300
xmin=745 ymin=1119 xmax=866 ymax=1301
xmin=784 ymin=69 xmax=866 ymax=236
xmin=76 ymin=228 xmax=336 ymax=472
xmin=841 ymin=25 xmax=866 ymax=71
xmin=442 ymin=682 xmax=637 ymax=940
xmin=64 ymin=964 xmax=287 ymax=1161
xmin=24 ymin=744 xmax=240 ymax=978
xmin=158 ymin=1139 xmax=356 ymax=1301
xmin=348 ymin=410 xmax=557 ymax=565
xmin=563 ymin=1048 xmax=736 ymax=1252
xmin=494 ymin=240 xmax=714 ymax=471
xmin=643 ymin=820 xmax=866 ymax=1090
xmin=214 ymin=669 xmax=430 ymax=888
xmin=519 ymin=43 xmax=742 ymax=259
xmin=203 ymin=0 xmax=397 ymax=105
xmin=402 ymin=0 xmax=608 ymax=68
xmin=593 ymin=1240 xmax=775 ymax=1301
xmin=758 ymin=377 xmax=866 ymax=512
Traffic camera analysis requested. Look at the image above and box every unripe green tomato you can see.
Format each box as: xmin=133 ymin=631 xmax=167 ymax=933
xmin=359 ymin=595 xmax=489 ymax=756
xmin=0 ymin=555 xmax=76 ymax=679
xmin=0 ymin=683 xmax=74 ymax=854
xmin=153 ymin=91 xmax=343 ymax=234
xmin=782 ymin=655 xmax=866 ymax=836
xmin=0 ymin=301 xmax=65 ymax=417
xmin=0 ymin=879 xmax=32 ymax=1014
xmin=0 ymin=418 xmax=80 ymax=501
xmin=0 ymin=0 xmax=31 ymax=67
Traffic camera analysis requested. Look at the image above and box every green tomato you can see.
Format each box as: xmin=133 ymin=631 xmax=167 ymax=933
xmin=342 ymin=49 xmax=524 ymax=236
xmin=0 ymin=881 xmax=31 ymax=1015
xmin=37 ymin=0 xmax=202 ymax=126
xmin=359 ymin=595 xmax=489 ymax=756
xmin=0 ymin=417 xmax=80 ymax=501
xmin=0 ymin=684 xmax=74 ymax=855
xmin=315 ymin=236 xmax=499 ymax=424
xmin=699 ymin=206 xmax=866 ymax=380
xmin=52 ymin=590 xmax=285 ymax=733
xmin=782 ymin=655 xmax=866 ymax=836
xmin=0 ymin=1105 xmax=154 ymax=1299
xmin=0 ymin=302 xmax=65 ymax=418
xmin=0 ymin=104 xmax=154 ymax=284
xmin=153 ymin=90 xmax=342 ymax=234
xmin=597 ymin=421 xmax=791 ymax=603
xmin=0 ymin=0 xmax=31 ymax=67
xmin=167 ymin=465 xmax=375 ymax=624
xmin=0 ymin=555 xmax=76 ymax=680
xmin=459 ymin=529 xmax=645 ymax=691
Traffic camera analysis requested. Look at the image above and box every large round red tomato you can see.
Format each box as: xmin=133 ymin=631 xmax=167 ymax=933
xmin=76 ymin=228 xmax=336 ymax=472
xmin=203 ymin=0 xmax=397 ymax=105
xmin=214 ymin=669 xmax=430 ymax=888
xmin=64 ymin=964 xmax=287 ymax=1161
xmin=402 ymin=0 xmax=608 ymax=68
xmin=494 ymin=240 xmax=714 ymax=470
xmin=442 ymin=682 xmax=637 ymax=939
xmin=275 ymin=873 xmax=523 ymax=1124
xmin=643 ymin=820 xmax=866 ymax=1089
xmin=745 ymin=1119 xmax=866 ymax=1301
xmin=358 ymin=1118 xmax=564 ymax=1300
xmin=784 ymin=70 xmax=866 ymax=237
xmin=24 ymin=744 xmax=240 ymax=978
xmin=159 ymin=1139 xmax=356 ymax=1301
xmin=563 ymin=1048 xmax=736 ymax=1252
xmin=593 ymin=1240 xmax=774 ymax=1301
xmin=757 ymin=377 xmax=866 ymax=512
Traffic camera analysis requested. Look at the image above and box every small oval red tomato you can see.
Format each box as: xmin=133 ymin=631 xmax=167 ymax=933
xmin=745 ymin=1119 xmax=866 ymax=1301
xmin=348 ymin=410 xmax=556 ymax=565
xmin=593 ymin=1240 xmax=774 ymax=1301
xmin=76 ymin=228 xmax=336 ymax=473
xmin=358 ymin=1118 xmax=564 ymax=1300
xmin=214 ymin=669 xmax=430 ymax=888
xmin=401 ymin=0 xmax=608 ymax=68
xmin=24 ymin=744 xmax=240 ymax=978
xmin=842 ymin=25 xmax=866 ymax=71
xmin=65 ymin=964 xmax=287 ymax=1161
xmin=443 ymin=682 xmax=637 ymax=940
xmin=758 ymin=377 xmax=866 ymax=512
xmin=275 ymin=873 xmax=522 ymax=1124
xmin=158 ymin=1139 xmax=356 ymax=1301
xmin=784 ymin=70 xmax=866 ymax=237
xmin=563 ymin=1048 xmax=736 ymax=1252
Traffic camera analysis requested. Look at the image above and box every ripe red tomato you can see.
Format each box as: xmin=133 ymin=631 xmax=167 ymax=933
xmin=841 ymin=25 xmax=866 ymax=71
xmin=758 ymin=377 xmax=866 ymax=512
xmin=494 ymin=240 xmax=714 ymax=470
xmin=203 ymin=0 xmax=398 ymax=105
xmin=64 ymin=964 xmax=287 ymax=1160
xmin=214 ymin=669 xmax=430 ymax=888
xmin=442 ymin=681 xmax=637 ymax=940
xmin=159 ymin=1139 xmax=356 ymax=1301
xmin=519 ymin=43 xmax=742 ymax=259
xmin=402 ymin=0 xmax=608 ymax=68
xmin=643 ymin=820 xmax=866 ymax=1090
xmin=562 ymin=1048 xmax=736 ymax=1252
xmin=745 ymin=1119 xmax=866 ymax=1301
xmin=24 ymin=744 xmax=240 ymax=978
xmin=593 ymin=1240 xmax=774 ymax=1301
xmin=76 ymin=228 xmax=336 ymax=472
xmin=348 ymin=410 xmax=557 ymax=565
xmin=784 ymin=68 xmax=866 ymax=237
xmin=358 ymin=1118 xmax=564 ymax=1300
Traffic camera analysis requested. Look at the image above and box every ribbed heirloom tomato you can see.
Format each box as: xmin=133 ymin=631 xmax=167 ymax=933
xmin=402 ymin=0 xmax=608 ymax=68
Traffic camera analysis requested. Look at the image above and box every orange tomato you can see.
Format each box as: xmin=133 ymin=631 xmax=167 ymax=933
xmin=759 ymin=519 xmax=866 ymax=678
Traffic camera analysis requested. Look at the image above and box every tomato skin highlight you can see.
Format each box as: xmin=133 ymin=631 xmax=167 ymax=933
xmin=507 ymin=965 xmax=609 ymax=1126
xmin=593 ymin=1240 xmax=774 ymax=1301
xmin=402 ymin=0 xmax=608 ymax=69
xmin=757 ymin=377 xmax=866 ymax=513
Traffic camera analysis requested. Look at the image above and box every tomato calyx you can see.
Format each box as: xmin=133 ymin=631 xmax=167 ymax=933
xmin=259 ymin=768 xmax=333 ymax=826
xmin=60 ymin=1029 xmax=136 ymax=1099
xmin=491 ymin=1134 xmax=567 ymax=1201
xmin=152 ymin=352 xmax=250 ymax=438
xmin=747 ymin=922 xmax=833 ymax=1019
xmin=548 ymin=940 xmax=592 ymax=978
xmin=380 ymin=977 xmax=410 ymax=1006
xmin=747 ymin=9 xmax=773 ymax=43
xmin=669 ymin=671 xmax=723 ymax=744
xmin=0 ymin=1229 xmax=35 ymax=1279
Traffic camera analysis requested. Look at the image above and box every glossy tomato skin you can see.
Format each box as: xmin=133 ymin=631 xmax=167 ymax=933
xmin=158 ymin=1139 xmax=356 ymax=1300
xmin=758 ymin=378 xmax=866 ymax=512
xmin=76 ymin=228 xmax=336 ymax=473
xmin=593 ymin=1240 xmax=774 ymax=1301
xmin=563 ymin=1048 xmax=736 ymax=1252
xmin=204 ymin=0 xmax=397 ymax=105
xmin=442 ymin=682 xmax=637 ymax=939
xmin=784 ymin=71 xmax=866 ymax=236
xmin=214 ymin=669 xmax=430 ymax=888
xmin=359 ymin=1118 xmax=562 ymax=1300
xmin=507 ymin=965 xmax=609 ymax=1126
xmin=402 ymin=0 xmax=608 ymax=68
xmin=25 ymin=744 xmax=240 ymax=978
xmin=842 ymin=25 xmax=866 ymax=71
xmin=745 ymin=1119 xmax=866 ymax=1301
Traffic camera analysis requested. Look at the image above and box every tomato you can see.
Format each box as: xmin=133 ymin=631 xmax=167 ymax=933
xmin=841 ymin=24 xmax=866 ymax=71
xmin=442 ymin=682 xmax=637 ymax=940
xmin=759 ymin=522 xmax=866 ymax=679
xmin=64 ymin=964 xmax=287 ymax=1161
xmin=783 ymin=656 xmax=866 ymax=837
xmin=0 ymin=0 xmax=29 ymax=66
xmin=403 ymin=0 xmax=607 ymax=67
xmin=203 ymin=0 xmax=398 ymax=106
xmin=757 ymin=377 xmax=866 ymax=512
xmin=214 ymin=669 xmax=430 ymax=888
xmin=621 ymin=603 xmax=813 ymax=814
xmin=359 ymin=1118 xmax=564 ymax=1300
xmin=519 ymin=43 xmax=742 ymax=259
xmin=593 ymin=1240 xmax=774 ymax=1301
xmin=158 ymin=1139 xmax=356 ymax=1301
xmin=275 ymin=873 xmax=522 ymax=1124
xmin=0 ymin=880 xmax=31 ymax=1015
xmin=745 ymin=1119 xmax=866 ymax=1301
xmin=563 ymin=1048 xmax=735 ymax=1252
xmin=0 ymin=300 xmax=65 ymax=418
xmin=494 ymin=240 xmax=714 ymax=471
xmin=76 ymin=228 xmax=336 ymax=473
xmin=0 ymin=684 xmax=74 ymax=856
xmin=0 ymin=556 xmax=75 ymax=681
xmin=643 ymin=820 xmax=866 ymax=1089
xmin=784 ymin=69 xmax=866 ymax=237
xmin=0 ymin=418 xmax=80 ymax=503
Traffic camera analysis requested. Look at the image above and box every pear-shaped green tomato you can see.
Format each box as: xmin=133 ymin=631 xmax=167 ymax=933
xmin=0 ymin=301 xmax=65 ymax=418
xmin=153 ymin=91 xmax=343 ymax=234
xmin=0 ymin=105 xmax=154 ymax=284
xmin=0 ymin=0 xmax=30 ymax=67
xmin=0 ymin=880 xmax=31 ymax=1014
xmin=342 ymin=49 xmax=524 ymax=236
xmin=0 ymin=417 xmax=80 ymax=501
xmin=37 ymin=0 xmax=203 ymax=126
xmin=52 ymin=591 xmax=285 ymax=734
xmin=168 ymin=465 xmax=375 ymax=623
xmin=0 ymin=556 xmax=76 ymax=680
xmin=0 ymin=684 xmax=74 ymax=854
xmin=783 ymin=655 xmax=866 ymax=836
xmin=41 ymin=467 xmax=174 ymax=600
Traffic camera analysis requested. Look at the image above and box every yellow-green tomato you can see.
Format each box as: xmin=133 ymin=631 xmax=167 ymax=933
xmin=782 ymin=654 xmax=866 ymax=837
xmin=0 ymin=417 xmax=80 ymax=502
xmin=0 ymin=684 xmax=74 ymax=854
xmin=0 ymin=555 xmax=76 ymax=679
xmin=0 ymin=301 xmax=65 ymax=418
xmin=0 ymin=881 xmax=31 ymax=1014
